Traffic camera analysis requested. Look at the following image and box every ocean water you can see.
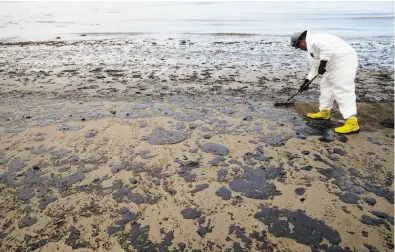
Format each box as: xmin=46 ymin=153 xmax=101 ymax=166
xmin=0 ymin=1 xmax=393 ymax=41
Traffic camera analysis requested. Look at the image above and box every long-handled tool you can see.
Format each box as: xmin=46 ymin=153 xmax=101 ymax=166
xmin=274 ymin=73 xmax=320 ymax=107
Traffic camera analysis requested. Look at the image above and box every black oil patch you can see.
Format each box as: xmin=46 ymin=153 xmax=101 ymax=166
xmin=228 ymin=224 xmax=252 ymax=249
xmin=316 ymin=167 xmax=347 ymax=179
xmin=215 ymin=187 xmax=231 ymax=200
xmin=19 ymin=187 xmax=36 ymax=201
xmin=254 ymin=207 xmax=342 ymax=250
xmin=84 ymin=130 xmax=97 ymax=138
xmin=295 ymin=187 xmax=306 ymax=196
xmin=229 ymin=178 xmax=278 ymax=199
xmin=319 ymin=130 xmax=334 ymax=143
xmin=56 ymin=124 xmax=84 ymax=131
xmin=259 ymin=133 xmax=292 ymax=147
xmin=362 ymin=184 xmax=394 ymax=204
xmin=178 ymin=160 xmax=200 ymax=182
xmin=300 ymin=165 xmax=313 ymax=171
xmin=201 ymin=143 xmax=229 ymax=156
xmin=217 ymin=169 xmax=228 ymax=182
xmin=242 ymin=146 xmax=271 ymax=162
xmin=229 ymin=167 xmax=284 ymax=199
xmin=38 ymin=195 xmax=58 ymax=209
xmin=371 ymin=211 xmax=389 ymax=219
xmin=197 ymin=219 xmax=213 ymax=238
xmin=9 ymin=159 xmax=27 ymax=173
xmin=119 ymin=223 xmax=174 ymax=251
xmin=361 ymin=215 xmax=391 ymax=230
xmin=107 ymin=207 xmax=137 ymax=236
xmin=18 ymin=216 xmax=37 ymax=228
xmin=339 ymin=192 xmax=361 ymax=204
xmin=181 ymin=208 xmax=201 ymax=219
xmin=209 ymin=156 xmax=226 ymax=166
xmin=65 ymin=226 xmax=89 ymax=249
xmin=191 ymin=184 xmax=209 ymax=194
xmin=364 ymin=244 xmax=379 ymax=252
xmin=113 ymin=187 xmax=146 ymax=205
xmin=250 ymin=230 xmax=275 ymax=251
xmin=119 ymin=223 xmax=156 ymax=251
xmin=146 ymin=128 xmax=189 ymax=145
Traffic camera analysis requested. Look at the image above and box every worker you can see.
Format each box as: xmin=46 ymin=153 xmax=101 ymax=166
xmin=290 ymin=30 xmax=360 ymax=134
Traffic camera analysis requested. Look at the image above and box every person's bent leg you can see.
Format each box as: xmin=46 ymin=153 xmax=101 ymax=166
xmin=332 ymin=54 xmax=359 ymax=133
xmin=307 ymin=77 xmax=333 ymax=120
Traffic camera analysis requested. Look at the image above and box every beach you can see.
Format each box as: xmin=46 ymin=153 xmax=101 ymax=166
xmin=0 ymin=1 xmax=394 ymax=251
xmin=0 ymin=34 xmax=393 ymax=252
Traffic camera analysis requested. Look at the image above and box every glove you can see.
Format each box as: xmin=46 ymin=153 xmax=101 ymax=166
xmin=299 ymin=79 xmax=310 ymax=93
xmin=318 ymin=60 xmax=327 ymax=75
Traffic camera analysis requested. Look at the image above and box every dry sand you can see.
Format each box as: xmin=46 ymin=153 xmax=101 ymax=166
xmin=0 ymin=37 xmax=394 ymax=252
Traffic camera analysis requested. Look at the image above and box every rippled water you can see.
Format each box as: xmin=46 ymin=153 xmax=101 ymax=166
xmin=0 ymin=1 xmax=393 ymax=41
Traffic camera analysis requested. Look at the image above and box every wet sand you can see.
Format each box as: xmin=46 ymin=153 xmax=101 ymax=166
xmin=0 ymin=36 xmax=394 ymax=252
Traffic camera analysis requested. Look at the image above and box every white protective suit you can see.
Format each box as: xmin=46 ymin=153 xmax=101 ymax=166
xmin=305 ymin=31 xmax=359 ymax=119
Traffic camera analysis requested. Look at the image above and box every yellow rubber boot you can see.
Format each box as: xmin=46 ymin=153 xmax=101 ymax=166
xmin=306 ymin=110 xmax=331 ymax=120
xmin=335 ymin=117 xmax=360 ymax=134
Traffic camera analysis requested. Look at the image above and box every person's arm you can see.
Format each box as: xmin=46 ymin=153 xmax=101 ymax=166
xmin=316 ymin=37 xmax=332 ymax=62
xmin=307 ymin=51 xmax=320 ymax=80
xmin=307 ymin=38 xmax=331 ymax=79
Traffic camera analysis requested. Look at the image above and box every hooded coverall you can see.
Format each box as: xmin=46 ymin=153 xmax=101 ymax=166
xmin=305 ymin=31 xmax=358 ymax=119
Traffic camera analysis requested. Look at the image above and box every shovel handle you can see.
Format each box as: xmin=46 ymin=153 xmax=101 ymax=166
xmin=309 ymin=73 xmax=320 ymax=83
xmin=286 ymin=73 xmax=320 ymax=102
xmin=286 ymin=90 xmax=301 ymax=102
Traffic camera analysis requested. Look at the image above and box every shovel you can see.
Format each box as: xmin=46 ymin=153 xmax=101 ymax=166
xmin=274 ymin=73 xmax=320 ymax=107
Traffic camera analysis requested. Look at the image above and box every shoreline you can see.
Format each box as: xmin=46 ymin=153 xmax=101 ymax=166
xmin=0 ymin=36 xmax=393 ymax=104
xmin=1 ymin=33 xmax=394 ymax=43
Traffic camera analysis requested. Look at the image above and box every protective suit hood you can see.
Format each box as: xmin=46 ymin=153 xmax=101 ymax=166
xmin=305 ymin=30 xmax=314 ymax=53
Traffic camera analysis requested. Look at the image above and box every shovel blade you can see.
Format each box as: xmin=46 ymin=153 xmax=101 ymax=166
xmin=274 ymin=101 xmax=295 ymax=107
